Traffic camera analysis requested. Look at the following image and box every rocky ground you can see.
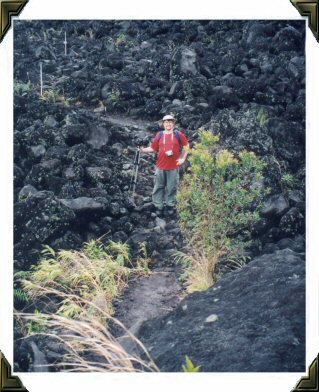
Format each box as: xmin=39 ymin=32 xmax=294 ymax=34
xmin=137 ymin=248 xmax=305 ymax=372
xmin=13 ymin=20 xmax=305 ymax=372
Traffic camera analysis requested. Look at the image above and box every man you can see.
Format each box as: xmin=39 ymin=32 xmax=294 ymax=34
xmin=140 ymin=114 xmax=189 ymax=217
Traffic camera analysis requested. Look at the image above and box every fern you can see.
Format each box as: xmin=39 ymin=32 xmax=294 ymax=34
xmin=21 ymin=241 xmax=148 ymax=320
xmin=14 ymin=289 xmax=29 ymax=304
xmin=57 ymin=299 xmax=82 ymax=318
xmin=182 ymin=356 xmax=201 ymax=372
xmin=26 ymin=310 xmax=48 ymax=334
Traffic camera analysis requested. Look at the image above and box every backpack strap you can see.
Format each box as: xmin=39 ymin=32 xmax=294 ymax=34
xmin=157 ymin=130 xmax=181 ymax=144
xmin=174 ymin=130 xmax=181 ymax=144
xmin=157 ymin=131 xmax=164 ymax=142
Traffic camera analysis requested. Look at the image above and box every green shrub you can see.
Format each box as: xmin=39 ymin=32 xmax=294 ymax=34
xmin=177 ymin=129 xmax=266 ymax=292
xmin=281 ymin=173 xmax=294 ymax=190
xmin=14 ymin=80 xmax=31 ymax=95
xmin=40 ymin=89 xmax=70 ymax=106
xmin=26 ymin=309 xmax=48 ymax=334
xmin=182 ymin=355 xmax=201 ymax=372
xmin=40 ymin=88 xmax=60 ymax=103
xmin=107 ymin=89 xmax=121 ymax=107
xmin=107 ymin=33 xmax=134 ymax=50
xmin=14 ymin=288 xmax=29 ymax=305
xmin=16 ymin=240 xmax=156 ymax=372
xmin=257 ymin=108 xmax=268 ymax=127
xmin=21 ymin=240 xmax=149 ymax=319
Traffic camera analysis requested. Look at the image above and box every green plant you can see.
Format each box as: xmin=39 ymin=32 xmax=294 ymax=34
xmin=281 ymin=173 xmax=294 ymax=189
xmin=14 ymin=288 xmax=29 ymax=304
xmin=257 ymin=108 xmax=268 ymax=127
xmin=26 ymin=309 xmax=48 ymax=334
xmin=135 ymin=242 xmax=151 ymax=274
xmin=182 ymin=355 xmax=201 ymax=372
xmin=17 ymin=305 xmax=159 ymax=372
xmin=107 ymin=33 xmax=134 ymax=50
xmin=14 ymin=80 xmax=31 ymax=95
xmin=21 ymin=240 xmax=148 ymax=318
xmin=107 ymin=89 xmax=121 ymax=106
xmin=40 ymin=88 xmax=60 ymax=103
xmin=14 ymin=271 xmax=32 ymax=306
xmin=40 ymin=89 xmax=70 ymax=106
xmin=18 ymin=191 xmax=34 ymax=202
xmin=177 ymin=129 xmax=266 ymax=292
xmin=115 ymin=33 xmax=127 ymax=46
xmin=223 ymin=253 xmax=251 ymax=272
xmin=174 ymin=249 xmax=216 ymax=291
xmin=105 ymin=240 xmax=131 ymax=266
xmin=272 ymin=155 xmax=295 ymax=194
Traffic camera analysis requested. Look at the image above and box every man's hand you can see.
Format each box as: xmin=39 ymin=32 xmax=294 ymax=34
xmin=140 ymin=146 xmax=154 ymax=154
xmin=177 ymin=144 xmax=189 ymax=165
xmin=176 ymin=158 xmax=185 ymax=166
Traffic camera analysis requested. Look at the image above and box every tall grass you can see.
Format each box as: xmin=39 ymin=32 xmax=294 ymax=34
xmin=16 ymin=296 xmax=159 ymax=372
xmin=174 ymin=249 xmax=218 ymax=292
xmin=16 ymin=240 xmax=155 ymax=372
xmin=21 ymin=240 xmax=149 ymax=318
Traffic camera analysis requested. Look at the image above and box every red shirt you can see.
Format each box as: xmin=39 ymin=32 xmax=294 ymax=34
xmin=151 ymin=130 xmax=189 ymax=170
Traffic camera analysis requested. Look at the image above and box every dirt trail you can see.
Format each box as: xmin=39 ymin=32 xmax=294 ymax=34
xmin=102 ymin=114 xmax=155 ymax=130
xmin=115 ymin=269 xmax=183 ymax=335
xmin=111 ymin=116 xmax=186 ymax=338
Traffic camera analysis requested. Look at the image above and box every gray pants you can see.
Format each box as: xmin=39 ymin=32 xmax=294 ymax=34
xmin=152 ymin=168 xmax=179 ymax=210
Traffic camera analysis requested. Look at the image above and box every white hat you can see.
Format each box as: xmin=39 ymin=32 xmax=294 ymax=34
xmin=162 ymin=114 xmax=176 ymax=122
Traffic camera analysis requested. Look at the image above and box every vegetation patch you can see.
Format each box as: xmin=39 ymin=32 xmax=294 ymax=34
xmin=20 ymin=240 xmax=150 ymax=319
xmin=177 ymin=129 xmax=267 ymax=292
xmin=15 ymin=239 xmax=154 ymax=371
xmin=14 ymin=80 xmax=32 ymax=95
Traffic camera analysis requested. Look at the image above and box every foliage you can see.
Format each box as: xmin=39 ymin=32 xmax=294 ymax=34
xmin=14 ymin=80 xmax=31 ymax=95
xmin=14 ymin=271 xmax=32 ymax=306
xmin=16 ymin=240 xmax=156 ymax=372
xmin=40 ymin=88 xmax=70 ymax=106
xmin=16 ymin=304 xmax=159 ymax=372
xmin=272 ymin=155 xmax=295 ymax=194
xmin=182 ymin=355 xmax=201 ymax=372
xmin=107 ymin=89 xmax=121 ymax=107
xmin=177 ymin=129 xmax=266 ymax=292
xmin=14 ymin=288 xmax=29 ymax=305
xmin=135 ymin=242 xmax=151 ymax=274
xmin=257 ymin=108 xmax=268 ymax=127
xmin=26 ymin=309 xmax=48 ymax=334
xmin=40 ymin=88 xmax=60 ymax=103
xmin=223 ymin=253 xmax=251 ymax=272
xmin=174 ymin=249 xmax=216 ymax=292
xmin=21 ymin=240 xmax=149 ymax=319
xmin=107 ymin=33 xmax=134 ymax=50
xmin=281 ymin=173 xmax=294 ymax=190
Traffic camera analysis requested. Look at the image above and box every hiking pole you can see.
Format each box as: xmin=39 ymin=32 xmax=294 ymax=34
xmin=64 ymin=31 xmax=67 ymax=55
xmin=129 ymin=148 xmax=138 ymax=193
xmin=40 ymin=62 xmax=43 ymax=97
xmin=129 ymin=146 xmax=141 ymax=199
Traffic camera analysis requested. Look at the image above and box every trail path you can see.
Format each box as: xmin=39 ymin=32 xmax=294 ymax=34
xmin=108 ymin=114 xmax=186 ymax=340
xmin=102 ymin=113 xmax=154 ymax=130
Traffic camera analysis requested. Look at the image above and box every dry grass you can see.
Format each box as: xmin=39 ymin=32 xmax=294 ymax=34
xmin=174 ymin=248 xmax=219 ymax=293
xmin=21 ymin=240 xmax=149 ymax=319
xmin=15 ymin=240 xmax=157 ymax=372
xmin=16 ymin=300 xmax=159 ymax=372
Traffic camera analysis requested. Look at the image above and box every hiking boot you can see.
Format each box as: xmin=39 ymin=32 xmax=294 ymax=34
xmin=155 ymin=208 xmax=164 ymax=217
xmin=165 ymin=206 xmax=176 ymax=217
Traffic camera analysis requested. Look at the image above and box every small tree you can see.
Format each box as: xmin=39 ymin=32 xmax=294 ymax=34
xmin=177 ymin=129 xmax=266 ymax=292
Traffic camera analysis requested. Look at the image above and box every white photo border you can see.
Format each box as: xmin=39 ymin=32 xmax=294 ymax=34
xmin=1 ymin=1 xmax=318 ymax=391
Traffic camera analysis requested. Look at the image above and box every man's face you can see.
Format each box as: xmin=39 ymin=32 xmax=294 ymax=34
xmin=163 ymin=120 xmax=175 ymax=131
